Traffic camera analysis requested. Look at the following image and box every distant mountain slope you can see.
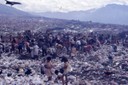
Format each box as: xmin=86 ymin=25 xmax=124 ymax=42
xmin=35 ymin=4 xmax=128 ymax=25
xmin=84 ymin=4 xmax=128 ymax=25
xmin=0 ymin=4 xmax=30 ymax=16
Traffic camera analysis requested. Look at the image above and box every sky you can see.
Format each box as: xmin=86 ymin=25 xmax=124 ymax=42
xmin=0 ymin=0 xmax=128 ymax=13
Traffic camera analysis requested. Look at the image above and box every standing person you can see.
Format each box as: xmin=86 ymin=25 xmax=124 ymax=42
xmin=0 ymin=44 xmax=3 ymax=57
xmin=44 ymin=57 xmax=53 ymax=81
xmin=11 ymin=37 xmax=16 ymax=53
xmin=108 ymin=54 xmax=113 ymax=66
xmin=42 ymin=44 xmax=47 ymax=56
xmin=61 ymin=57 xmax=72 ymax=85
xmin=32 ymin=43 xmax=39 ymax=59
xmin=18 ymin=42 xmax=23 ymax=54
xmin=71 ymin=46 xmax=77 ymax=58
xmin=76 ymin=39 xmax=81 ymax=51
xmin=25 ymin=41 xmax=31 ymax=54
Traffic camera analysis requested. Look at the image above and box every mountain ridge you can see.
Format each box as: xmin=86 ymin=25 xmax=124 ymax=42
xmin=34 ymin=4 xmax=128 ymax=25
xmin=0 ymin=4 xmax=128 ymax=25
xmin=0 ymin=4 xmax=30 ymax=16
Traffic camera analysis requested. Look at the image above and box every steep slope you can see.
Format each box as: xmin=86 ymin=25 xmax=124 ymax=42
xmin=0 ymin=4 xmax=30 ymax=16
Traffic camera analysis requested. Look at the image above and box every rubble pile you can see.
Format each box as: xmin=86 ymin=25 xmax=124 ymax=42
xmin=0 ymin=44 xmax=127 ymax=85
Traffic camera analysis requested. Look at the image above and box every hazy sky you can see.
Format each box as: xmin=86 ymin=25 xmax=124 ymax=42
xmin=0 ymin=0 xmax=128 ymax=12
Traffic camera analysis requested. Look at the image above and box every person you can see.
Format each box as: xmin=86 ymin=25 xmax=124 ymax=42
xmin=108 ymin=55 xmax=113 ymax=66
xmin=31 ymin=43 xmax=39 ymax=59
xmin=0 ymin=69 xmax=2 ymax=75
xmin=42 ymin=44 xmax=47 ymax=56
xmin=44 ymin=57 xmax=53 ymax=81
xmin=24 ymin=67 xmax=32 ymax=76
xmin=111 ymin=44 xmax=117 ymax=52
xmin=0 ymin=43 xmax=4 ymax=57
xmin=25 ymin=41 xmax=31 ymax=54
xmin=71 ymin=47 xmax=77 ymax=58
xmin=54 ymin=68 xmax=65 ymax=85
xmin=84 ymin=44 xmax=92 ymax=55
xmin=18 ymin=67 xmax=24 ymax=76
xmin=61 ymin=57 xmax=72 ymax=85
xmin=18 ymin=42 xmax=23 ymax=54
xmin=76 ymin=39 xmax=81 ymax=50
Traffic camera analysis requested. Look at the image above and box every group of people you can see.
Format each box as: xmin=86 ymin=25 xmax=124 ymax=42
xmin=0 ymin=29 xmax=127 ymax=84
xmin=0 ymin=30 xmax=127 ymax=58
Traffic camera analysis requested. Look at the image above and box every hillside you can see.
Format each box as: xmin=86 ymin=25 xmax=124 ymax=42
xmin=35 ymin=4 xmax=128 ymax=25
xmin=0 ymin=4 xmax=30 ymax=16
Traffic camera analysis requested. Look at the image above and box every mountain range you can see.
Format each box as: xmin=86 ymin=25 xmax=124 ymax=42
xmin=35 ymin=4 xmax=128 ymax=25
xmin=0 ymin=4 xmax=30 ymax=16
xmin=0 ymin=4 xmax=128 ymax=25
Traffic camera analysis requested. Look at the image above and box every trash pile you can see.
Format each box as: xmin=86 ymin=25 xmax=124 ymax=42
xmin=0 ymin=15 xmax=128 ymax=85
xmin=0 ymin=44 xmax=127 ymax=85
xmin=0 ymin=26 xmax=127 ymax=85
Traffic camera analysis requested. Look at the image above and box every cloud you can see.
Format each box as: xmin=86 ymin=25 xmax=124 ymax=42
xmin=1 ymin=0 xmax=128 ymax=12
